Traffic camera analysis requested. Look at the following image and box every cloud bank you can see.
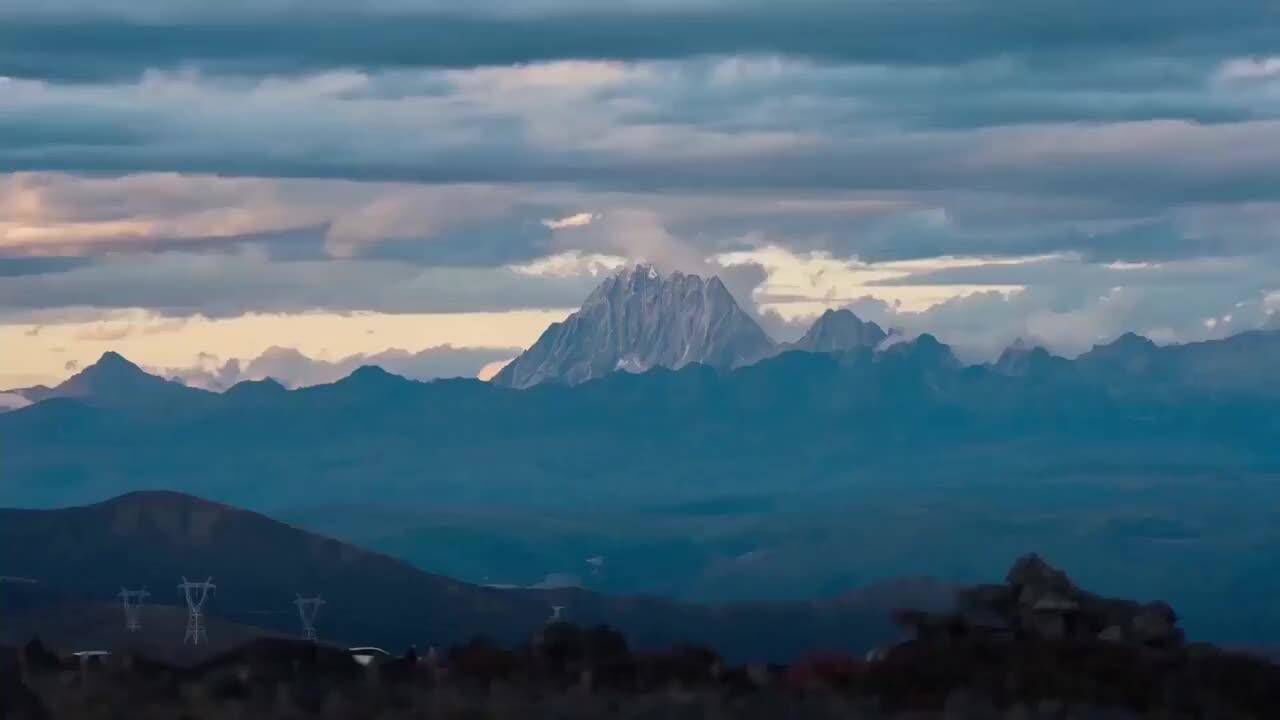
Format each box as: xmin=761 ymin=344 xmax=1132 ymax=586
xmin=161 ymin=345 xmax=521 ymax=391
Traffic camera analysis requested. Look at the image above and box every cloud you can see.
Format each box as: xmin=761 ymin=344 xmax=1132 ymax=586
xmin=3 ymin=2 xmax=1280 ymax=378
xmin=0 ymin=393 xmax=33 ymax=410
xmin=715 ymin=245 xmax=1030 ymax=315
xmin=723 ymin=243 xmax=1280 ymax=360
xmin=6 ymin=59 xmax=1280 ymax=206
xmin=475 ymin=358 xmax=514 ymax=382
xmin=541 ymin=212 xmax=597 ymax=230
xmin=323 ymin=185 xmax=523 ymax=258
xmin=1217 ymin=57 xmax=1280 ymax=82
xmin=508 ymin=250 xmax=627 ymax=278
xmin=161 ymin=344 xmax=522 ymax=390
xmin=0 ymin=250 xmax=599 ymax=316
xmin=1 ymin=2 xmax=1274 ymax=81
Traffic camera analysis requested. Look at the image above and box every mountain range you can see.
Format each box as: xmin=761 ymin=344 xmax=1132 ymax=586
xmin=493 ymin=265 xmax=903 ymax=388
xmin=5 ymin=265 xmax=1280 ymax=650
xmin=17 ymin=264 xmax=1276 ymax=402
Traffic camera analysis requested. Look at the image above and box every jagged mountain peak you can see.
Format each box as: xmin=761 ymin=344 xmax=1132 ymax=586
xmin=876 ymin=332 xmax=961 ymax=370
xmin=94 ymin=350 xmax=135 ymax=367
xmin=994 ymin=339 xmax=1068 ymax=376
xmin=1091 ymin=332 xmax=1157 ymax=354
xmin=492 ymin=265 xmax=775 ymax=389
xmin=790 ymin=308 xmax=887 ymax=354
xmin=587 ymin=264 xmax=731 ymax=303
xmin=59 ymin=351 xmax=169 ymax=395
xmin=79 ymin=351 xmax=146 ymax=378
xmin=1079 ymin=332 xmax=1160 ymax=371
xmin=12 ymin=351 xmax=213 ymax=409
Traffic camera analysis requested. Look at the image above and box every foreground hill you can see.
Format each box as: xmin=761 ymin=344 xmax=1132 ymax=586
xmin=0 ymin=491 xmax=918 ymax=662
xmin=7 ymin=554 xmax=1280 ymax=719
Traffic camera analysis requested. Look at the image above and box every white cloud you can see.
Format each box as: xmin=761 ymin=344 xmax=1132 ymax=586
xmin=323 ymin=184 xmax=520 ymax=257
xmin=476 ymin=357 xmax=514 ymax=382
xmin=1265 ymin=290 xmax=1280 ymax=314
xmin=541 ymin=212 xmax=598 ymax=230
xmin=0 ymin=392 xmax=33 ymax=410
xmin=508 ymin=250 xmax=627 ymax=278
xmin=160 ymin=344 xmax=520 ymax=390
xmin=1217 ymin=57 xmax=1280 ymax=82
xmin=713 ymin=244 xmax=1027 ymax=317
xmin=0 ymin=172 xmax=525 ymax=256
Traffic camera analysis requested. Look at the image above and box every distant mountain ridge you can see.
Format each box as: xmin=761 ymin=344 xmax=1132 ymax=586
xmin=5 ymin=351 xmax=212 ymax=410
xmin=4 ymin=327 xmax=1280 ymax=646
xmin=0 ymin=491 xmax=911 ymax=661
xmin=492 ymin=264 xmax=776 ymax=388
xmin=10 ymin=258 xmax=1279 ymax=396
xmin=7 ymin=322 xmax=1280 ymax=415
xmin=786 ymin=308 xmax=887 ymax=354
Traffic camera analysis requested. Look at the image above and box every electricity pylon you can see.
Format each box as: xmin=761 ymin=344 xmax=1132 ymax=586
xmin=118 ymin=587 xmax=150 ymax=632
xmin=178 ymin=577 xmax=215 ymax=645
xmin=294 ymin=595 xmax=325 ymax=642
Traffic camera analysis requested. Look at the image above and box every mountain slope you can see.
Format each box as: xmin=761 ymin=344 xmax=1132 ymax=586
xmin=788 ymin=309 xmax=887 ymax=354
xmin=0 ymin=492 xmax=900 ymax=661
xmin=5 ymin=352 xmax=212 ymax=410
xmin=492 ymin=265 xmax=775 ymax=389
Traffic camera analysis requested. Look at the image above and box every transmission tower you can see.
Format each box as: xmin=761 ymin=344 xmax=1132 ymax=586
xmin=294 ymin=595 xmax=325 ymax=642
xmin=118 ymin=587 xmax=150 ymax=632
xmin=178 ymin=577 xmax=215 ymax=645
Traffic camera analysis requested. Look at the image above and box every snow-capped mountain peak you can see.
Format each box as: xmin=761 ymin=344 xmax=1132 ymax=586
xmin=492 ymin=265 xmax=775 ymax=388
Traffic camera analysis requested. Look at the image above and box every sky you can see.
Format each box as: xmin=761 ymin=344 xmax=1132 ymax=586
xmin=3 ymin=1 xmax=1280 ymax=388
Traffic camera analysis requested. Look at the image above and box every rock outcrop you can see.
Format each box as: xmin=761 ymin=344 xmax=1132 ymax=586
xmin=896 ymin=553 xmax=1184 ymax=649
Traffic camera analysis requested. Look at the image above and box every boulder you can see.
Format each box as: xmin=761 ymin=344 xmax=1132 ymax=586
xmin=1132 ymin=602 xmax=1178 ymax=645
xmin=1098 ymin=626 xmax=1125 ymax=643
xmin=1006 ymin=554 xmax=1076 ymax=601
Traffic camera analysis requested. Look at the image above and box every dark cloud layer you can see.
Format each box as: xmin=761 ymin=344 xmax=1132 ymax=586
xmin=0 ymin=253 xmax=599 ymax=317
xmin=1 ymin=2 xmax=1274 ymax=81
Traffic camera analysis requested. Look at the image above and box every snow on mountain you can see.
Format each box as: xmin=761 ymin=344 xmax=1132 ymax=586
xmin=492 ymin=264 xmax=776 ymax=389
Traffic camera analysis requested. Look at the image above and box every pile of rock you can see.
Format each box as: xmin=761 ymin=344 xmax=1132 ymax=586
xmin=895 ymin=554 xmax=1183 ymax=649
